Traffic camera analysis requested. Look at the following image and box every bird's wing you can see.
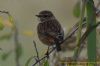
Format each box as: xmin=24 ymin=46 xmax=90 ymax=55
xmin=46 ymin=19 xmax=64 ymax=40
xmin=37 ymin=19 xmax=64 ymax=41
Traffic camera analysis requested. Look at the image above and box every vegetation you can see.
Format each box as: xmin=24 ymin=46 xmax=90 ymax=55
xmin=0 ymin=0 xmax=100 ymax=66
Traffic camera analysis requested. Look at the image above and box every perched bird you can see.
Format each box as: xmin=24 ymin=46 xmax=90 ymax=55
xmin=36 ymin=10 xmax=64 ymax=51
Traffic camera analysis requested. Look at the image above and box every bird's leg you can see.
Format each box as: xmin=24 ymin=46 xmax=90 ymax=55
xmin=45 ymin=46 xmax=49 ymax=58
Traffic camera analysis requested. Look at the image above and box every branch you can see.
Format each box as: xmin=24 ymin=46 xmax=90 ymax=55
xmin=33 ymin=40 xmax=40 ymax=65
xmin=73 ymin=22 xmax=100 ymax=61
xmin=32 ymin=47 xmax=55 ymax=66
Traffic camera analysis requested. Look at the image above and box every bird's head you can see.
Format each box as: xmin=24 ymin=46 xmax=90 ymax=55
xmin=36 ymin=10 xmax=55 ymax=22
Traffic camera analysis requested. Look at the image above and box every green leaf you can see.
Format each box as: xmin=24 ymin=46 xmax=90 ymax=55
xmin=43 ymin=60 xmax=49 ymax=66
xmin=25 ymin=56 xmax=34 ymax=66
xmin=16 ymin=43 xmax=23 ymax=58
xmin=0 ymin=33 xmax=12 ymax=40
xmin=73 ymin=1 xmax=80 ymax=18
xmin=1 ymin=51 xmax=12 ymax=61
xmin=0 ymin=17 xmax=4 ymax=30
xmin=86 ymin=0 xmax=96 ymax=64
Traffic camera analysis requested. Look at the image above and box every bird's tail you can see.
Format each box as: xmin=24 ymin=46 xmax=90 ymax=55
xmin=55 ymin=40 xmax=61 ymax=51
xmin=56 ymin=44 xmax=61 ymax=51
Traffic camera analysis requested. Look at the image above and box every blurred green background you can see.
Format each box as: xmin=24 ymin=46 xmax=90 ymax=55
xmin=0 ymin=0 xmax=99 ymax=66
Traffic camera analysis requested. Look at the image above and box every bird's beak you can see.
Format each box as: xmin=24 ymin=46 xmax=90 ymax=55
xmin=36 ymin=15 xmax=42 ymax=17
xmin=36 ymin=15 xmax=39 ymax=17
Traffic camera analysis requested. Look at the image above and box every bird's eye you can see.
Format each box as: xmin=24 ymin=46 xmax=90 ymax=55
xmin=43 ymin=14 xmax=51 ymax=17
xmin=43 ymin=15 xmax=48 ymax=17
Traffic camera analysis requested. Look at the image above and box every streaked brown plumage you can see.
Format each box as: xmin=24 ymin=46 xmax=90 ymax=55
xmin=36 ymin=10 xmax=64 ymax=51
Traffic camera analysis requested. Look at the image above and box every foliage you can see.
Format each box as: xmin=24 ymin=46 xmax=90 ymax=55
xmin=72 ymin=0 xmax=97 ymax=65
xmin=1 ymin=51 xmax=12 ymax=61
xmin=0 ymin=11 xmax=22 ymax=66
xmin=43 ymin=60 xmax=49 ymax=66
xmin=73 ymin=1 xmax=80 ymax=18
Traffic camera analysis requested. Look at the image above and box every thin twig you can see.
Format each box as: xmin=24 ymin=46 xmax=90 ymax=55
xmin=73 ymin=22 xmax=100 ymax=61
xmin=32 ymin=47 xmax=55 ymax=66
xmin=14 ymin=26 xmax=20 ymax=66
xmin=33 ymin=40 xmax=40 ymax=65
xmin=63 ymin=18 xmax=86 ymax=44
xmin=0 ymin=10 xmax=9 ymax=14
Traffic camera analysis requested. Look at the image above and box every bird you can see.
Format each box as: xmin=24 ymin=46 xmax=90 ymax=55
xmin=36 ymin=10 xmax=64 ymax=51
